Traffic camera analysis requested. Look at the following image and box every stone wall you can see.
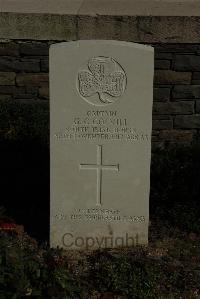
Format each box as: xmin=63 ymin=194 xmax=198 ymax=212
xmin=1 ymin=40 xmax=200 ymax=147
xmin=153 ymin=44 xmax=200 ymax=147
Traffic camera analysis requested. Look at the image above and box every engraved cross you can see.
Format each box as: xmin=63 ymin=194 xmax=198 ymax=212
xmin=80 ymin=145 xmax=119 ymax=206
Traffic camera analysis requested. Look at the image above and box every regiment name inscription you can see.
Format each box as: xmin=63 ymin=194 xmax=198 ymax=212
xmin=54 ymin=110 xmax=149 ymax=142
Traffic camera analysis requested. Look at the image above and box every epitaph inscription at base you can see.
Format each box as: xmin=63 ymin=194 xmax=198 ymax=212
xmin=50 ymin=41 xmax=154 ymax=249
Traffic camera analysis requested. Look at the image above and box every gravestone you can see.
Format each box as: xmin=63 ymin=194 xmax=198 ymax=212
xmin=50 ymin=40 xmax=154 ymax=249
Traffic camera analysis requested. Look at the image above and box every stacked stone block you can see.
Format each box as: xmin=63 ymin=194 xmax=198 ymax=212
xmin=0 ymin=41 xmax=49 ymax=102
xmin=153 ymin=44 xmax=200 ymax=147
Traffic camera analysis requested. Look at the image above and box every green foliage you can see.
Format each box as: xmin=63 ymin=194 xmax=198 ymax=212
xmin=87 ymin=250 xmax=160 ymax=298
xmin=151 ymin=145 xmax=200 ymax=232
xmin=0 ymin=229 xmax=199 ymax=298
xmin=0 ymin=206 xmax=6 ymax=217
xmin=0 ymin=99 xmax=49 ymax=144
xmin=86 ymin=247 xmax=200 ymax=299
xmin=40 ymin=248 xmax=81 ymax=298
xmin=0 ymin=232 xmax=80 ymax=298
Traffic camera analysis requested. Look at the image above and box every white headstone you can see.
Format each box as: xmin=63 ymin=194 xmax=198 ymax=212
xmin=50 ymin=40 xmax=154 ymax=250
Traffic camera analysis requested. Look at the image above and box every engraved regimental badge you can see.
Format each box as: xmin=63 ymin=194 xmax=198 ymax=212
xmin=77 ymin=56 xmax=127 ymax=106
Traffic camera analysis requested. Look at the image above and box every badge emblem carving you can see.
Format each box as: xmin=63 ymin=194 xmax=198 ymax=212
xmin=77 ymin=57 xmax=127 ymax=106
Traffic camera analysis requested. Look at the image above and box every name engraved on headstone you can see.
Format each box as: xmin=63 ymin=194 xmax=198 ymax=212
xmin=54 ymin=110 xmax=149 ymax=142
